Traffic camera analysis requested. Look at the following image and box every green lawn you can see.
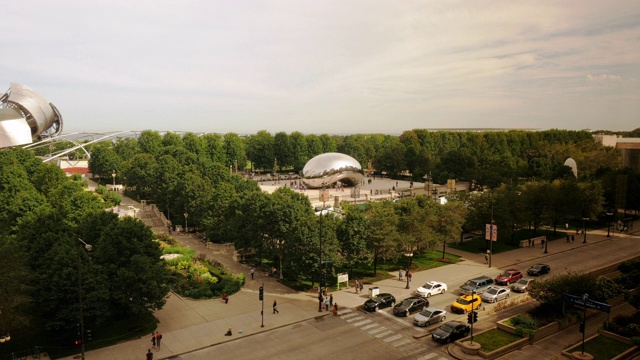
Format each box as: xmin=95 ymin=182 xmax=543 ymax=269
xmin=472 ymin=328 xmax=524 ymax=353
xmin=566 ymin=335 xmax=633 ymax=360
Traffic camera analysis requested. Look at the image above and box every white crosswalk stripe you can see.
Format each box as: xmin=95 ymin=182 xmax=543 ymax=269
xmin=341 ymin=312 xmax=359 ymax=320
xmin=375 ymin=330 xmax=394 ymax=338
xmin=360 ymin=323 xmax=378 ymax=330
xmin=391 ymin=338 xmax=411 ymax=347
xmin=383 ymin=334 xmax=402 ymax=342
xmin=346 ymin=316 xmax=365 ymax=323
xmin=368 ymin=327 xmax=387 ymax=334
xmin=353 ymin=319 xmax=372 ymax=327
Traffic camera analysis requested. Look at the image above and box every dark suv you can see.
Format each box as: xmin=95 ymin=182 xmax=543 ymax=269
xmin=459 ymin=276 xmax=494 ymax=295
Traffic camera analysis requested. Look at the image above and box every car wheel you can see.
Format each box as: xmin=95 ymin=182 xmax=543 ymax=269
xmin=441 ymin=289 xmax=446 ymax=294
xmin=405 ymin=310 xmax=409 ymax=317
xmin=506 ymin=294 xmax=510 ymax=299
xmin=374 ymin=305 xmax=378 ymax=311
xmin=426 ymin=293 xmax=431 ymax=298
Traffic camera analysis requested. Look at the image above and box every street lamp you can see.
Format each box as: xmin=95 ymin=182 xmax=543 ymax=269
xmin=582 ymin=217 xmax=589 ymax=243
xmin=77 ymin=238 xmax=92 ymax=360
xmin=111 ymin=170 xmax=116 ymax=186
xmin=581 ymin=293 xmax=589 ymax=355
xmin=404 ymin=252 xmax=413 ymax=289
xmin=184 ymin=212 xmax=189 ymax=233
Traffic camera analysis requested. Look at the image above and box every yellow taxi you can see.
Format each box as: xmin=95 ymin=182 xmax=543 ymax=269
xmin=451 ymin=293 xmax=481 ymax=314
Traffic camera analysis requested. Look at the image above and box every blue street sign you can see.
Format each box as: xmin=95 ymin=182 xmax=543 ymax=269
xmin=564 ymin=294 xmax=610 ymax=313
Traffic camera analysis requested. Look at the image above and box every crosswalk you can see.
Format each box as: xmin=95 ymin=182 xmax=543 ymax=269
xmin=337 ymin=308 xmax=452 ymax=360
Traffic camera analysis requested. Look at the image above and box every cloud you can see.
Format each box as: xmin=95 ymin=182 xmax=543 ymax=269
xmin=586 ymin=74 xmax=622 ymax=82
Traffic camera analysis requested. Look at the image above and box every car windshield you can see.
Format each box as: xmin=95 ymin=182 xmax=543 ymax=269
xmin=456 ymin=297 xmax=470 ymax=305
xmin=516 ymin=279 xmax=528 ymax=285
xmin=486 ymin=288 xmax=498 ymax=295
xmin=464 ymin=280 xmax=478 ymax=286
xmin=402 ymin=299 xmax=414 ymax=306
xmin=422 ymin=283 xmax=433 ymax=289
xmin=440 ymin=324 xmax=454 ymax=332
xmin=419 ymin=309 xmax=433 ymax=317
xmin=532 ymin=265 xmax=542 ymax=270
xmin=500 ymin=272 xmax=511 ymax=277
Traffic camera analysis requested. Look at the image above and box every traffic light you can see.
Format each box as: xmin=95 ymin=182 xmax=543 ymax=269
xmin=467 ymin=312 xmax=473 ymax=324
xmin=473 ymin=311 xmax=478 ymax=323
xmin=259 ymin=286 xmax=264 ymax=301
xmin=74 ymin=323 xmax=82 ymax=345
xmin=579 ymin=321 xmax=585 ymax=333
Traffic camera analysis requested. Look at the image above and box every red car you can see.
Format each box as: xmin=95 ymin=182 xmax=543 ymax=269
xmin=495 ymin=269 xmax=523 ymax=285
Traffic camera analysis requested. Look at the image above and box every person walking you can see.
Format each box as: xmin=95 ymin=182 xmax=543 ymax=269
xmin=146 ymin=349 xmax=154 ymax=360
xmin=222 ymin=294 xmax=229 ymax=304
xmin=155 ymin=331 xmax=162 ymax=349
xmin=151 ymin=331 xmax=156 ymax=349
xmin=484 ymin=253 xmax=489 ymax=264
xmin=332 ymin=303 xmax=338 ymax=315
xmin=273 ymin=300 xmax=279 ymax=314
xmin=329 ymin=294 xmax=333 ymax=307
xmin=225 ymin=328 xmax=232 ymax=336
xmin=354 ymin=280 xmax=360 ymax=294
xmin=250 ymin=267 xmax=255 ymax=280
xmin=407 ymin=271 xmax=412 ymax=283
xmin=399 ymin=269 xmax=403 ymax=281
xmin=324 ymin=296 xmax=330 ymax=311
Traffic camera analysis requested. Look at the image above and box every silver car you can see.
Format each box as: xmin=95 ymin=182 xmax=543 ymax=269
xmin=511 ymin=278 xmax=535 ymax=293
xmin=481 ymin=286 xmax=511 ymax=303
xmin=413 ymin=307 xmax=447 ymax=327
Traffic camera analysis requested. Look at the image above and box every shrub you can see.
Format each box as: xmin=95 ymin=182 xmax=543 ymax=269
xmin=511 ymin=314 xmax=538 ymax=329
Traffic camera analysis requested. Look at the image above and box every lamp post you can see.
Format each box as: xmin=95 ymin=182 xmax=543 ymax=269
xmin=318 ymin=185 xmax=328 ymax=312
xmin=111 ymin=170 xmax=116 ymax=186
xmin=404 ymin=252 xmax=413 ymax=289
xmin=184 ymin=212 xmax=189 ymax=233
xmin=582 ymin=217 xmax=588 ymax=243
xmin=77 ymin=238 xmax=92 ymax=360
xmin=581 ymin=293 xmax=589 ymax=355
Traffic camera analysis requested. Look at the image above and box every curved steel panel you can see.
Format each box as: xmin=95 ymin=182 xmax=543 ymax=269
xmin=301 ymin=152 xmax=364 ymax=189
xmin=5 ymin=83 xmax=56 ymax=137
xmin=0 ymin=108 xmax=33 ymax=147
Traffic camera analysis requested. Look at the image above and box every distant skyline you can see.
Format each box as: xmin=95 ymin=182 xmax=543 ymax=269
xmin=1 ymin=1 xmax=639 ymax=135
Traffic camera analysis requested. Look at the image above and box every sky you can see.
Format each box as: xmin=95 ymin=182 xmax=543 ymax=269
xmin=1 ymin=0 xmax=639 ymax=135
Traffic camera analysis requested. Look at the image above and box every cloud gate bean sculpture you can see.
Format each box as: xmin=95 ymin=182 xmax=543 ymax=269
xmin=301 ymin=152 xmax=364 ymax=189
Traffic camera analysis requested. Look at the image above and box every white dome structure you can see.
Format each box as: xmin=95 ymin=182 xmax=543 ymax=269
xmin=564 ymin=158 xmax=578 ymax=178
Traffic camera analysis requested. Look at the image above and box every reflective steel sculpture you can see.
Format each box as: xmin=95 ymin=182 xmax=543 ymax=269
xmin=0 ymin=83 xmax=63 ymax=148
xmin=301 ymin=152 xmax=364 ymax=189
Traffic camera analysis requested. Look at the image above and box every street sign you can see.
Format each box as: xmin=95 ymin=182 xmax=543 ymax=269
xmin=564 ymin=294 xmax=610 ymax=313
xmin=485 ymin=224 xmax=497 ymax=241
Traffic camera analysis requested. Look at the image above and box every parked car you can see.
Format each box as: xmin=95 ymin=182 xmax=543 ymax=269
xmin=459 ymin=276 xmax=494 ymax=295
xmin=511 ymin=278 xmax=535 ymax=293
xmin=431 ymin=321 xmax=471 ymax=343
xmin=393 ymin=297 xmax=428 ymax=317
xmin=413 ymin=307 xmax=447 ymax=327
xmin=481 ymin=286 xmax=511 ymax=303
xmin=415 ymin=281 xmax=448 ymax=298
xmin=495 ymin=269 xmax=523 ymax=285
xmin=527 ymin=264 xmax=551 ymax=276
xmin=450 ymin=293 xmax=481 ymax=314
xmin=363 ymin=293 xmax=396 ymax=311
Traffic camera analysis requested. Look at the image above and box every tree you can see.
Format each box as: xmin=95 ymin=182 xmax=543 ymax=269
xmin=246 ymin=130 xmax=275 ymax=171
xmin=161 ymin=132 xmax=184 ymax=149
xmin=289 ymin=131 xmax=308 ymax=171
xmin=122 ymin=153 xmax=158 ymax=200
xmin=273 ymin=132 xmax=293 ymax=169
xmin=137 ymin=130 xmax=163 ymax=157
xmin=92 ymin=217 xmax=170 ymax=318
xmin=113 ymin=137 xmax=139 ymax=160
xmin=88 ymin=144 xmax=121 ymax=183
xmin=202 ymin=133 xmax=227 ymax=166
xmin=183 ymin=132 xmax=206 ymax=157
xmin=336 ymin=205 xmax=372 ymax=277
xmin=365 ymin=201 xmax=400 ymax=275
xmin=223 ymin=133 xmax=247 ymax=172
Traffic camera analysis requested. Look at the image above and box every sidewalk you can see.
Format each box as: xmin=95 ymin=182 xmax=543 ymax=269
xmin=61 ymin=185 xmax=640 ymax=360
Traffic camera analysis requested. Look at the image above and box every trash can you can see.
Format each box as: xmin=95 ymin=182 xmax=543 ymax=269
xmin=369 ymin=286 xmax=380 ymax=298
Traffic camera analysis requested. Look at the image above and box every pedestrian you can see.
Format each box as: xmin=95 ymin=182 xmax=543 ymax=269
xmin=250 ymin=267 xmax=255 ymax=280
xmin=566 ymin=235 xmax=570 ymax=243
xmin=146 ymin=349 xmax=154 ymax=360
xmin=359 ymin=281 xmax=364 ymax=293
xmin=407 ymin=271 xmax=412 ymax=283
xmin=354 ymin=280 xmax=359 ymax=294
xmin=329 ymin=294 xmax=333 ymax=307
xmin=324 ymin=296 xmax=330 ymax=311
xmin=151 ymin=331 xmax=156 ymax=349
xmin=332 ymin=303 xmax=338 ymax=315
xmin=399 ymin=269 xmax=403 ymax=281
xmin=565 ymin=223 xmax=569 ymax=230
xmin=273 ymin=300 xmax=279 ymax=314
xmin=222 ymin=293 xmax=229 ymax=304
xmin=484 ymin=253 xmax=489 ymax=264
xmin=155 ymin=331 xmax=162 ymax=349
xmin=541 ymin=239 xmax=545 ymax=249
xmin=225 ymin=328 xmax=232 ymax=336
xmin=571 ymin=235 xmax=575 ymax=242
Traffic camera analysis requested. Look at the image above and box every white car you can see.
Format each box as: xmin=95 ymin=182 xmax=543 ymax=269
xmin=415 ymin=281 xmax=448 ymax=298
